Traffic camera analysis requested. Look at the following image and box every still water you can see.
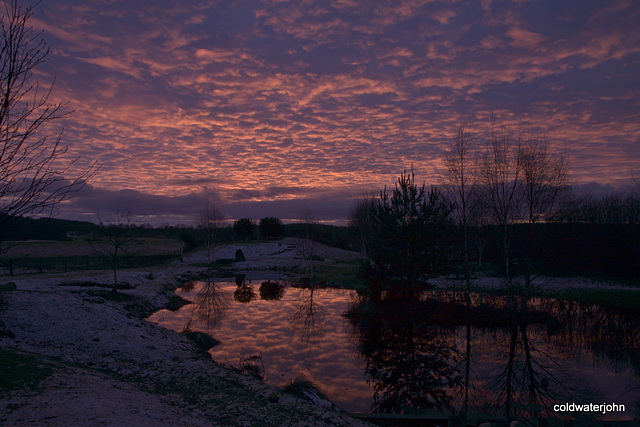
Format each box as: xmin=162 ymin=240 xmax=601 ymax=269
xmin=147 ymin=280 xmax=640 ymax=421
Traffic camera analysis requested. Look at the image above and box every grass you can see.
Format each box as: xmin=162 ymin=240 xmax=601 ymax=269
xmin=544 ymin=287 xmax=640 ymax=309
xmin=86 ymin=290 xmax=157 ymax=319
xmin=0 ymin=238 xmax=183 ymax=258
xmin=0 ymin=238 xmax=184 ymax=276
xmin=0 ymin=347 xmax=54 ymax=392
xmin=282 ymin=373 xmax=327 ymax=400
xmin=454 ymin=278 xmax=640 ymax=309
xmin=309 ymin=258 xmax=366 ymax=290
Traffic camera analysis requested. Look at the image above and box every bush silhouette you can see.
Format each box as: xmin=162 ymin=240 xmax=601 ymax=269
xmin=259 ymin=217 xmax=283 ymax=239
xmin=233 ymin=218 xmax=255 ymax=241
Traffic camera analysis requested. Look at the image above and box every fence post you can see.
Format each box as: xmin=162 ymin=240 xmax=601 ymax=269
xmin=64 ymin=258 xmax=68 ymax=273
xmin=86 ymin=255 xmax=89 ymax=271
xmin=39 ymin=258 xmax=43 ymax=274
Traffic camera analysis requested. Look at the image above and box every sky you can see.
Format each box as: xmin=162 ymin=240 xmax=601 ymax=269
xmin=25 ymin=0 xmax=640 ymax=225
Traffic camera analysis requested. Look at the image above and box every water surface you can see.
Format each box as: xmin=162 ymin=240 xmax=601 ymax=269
xmin=148 ymin=281 xmax=640 ymax=420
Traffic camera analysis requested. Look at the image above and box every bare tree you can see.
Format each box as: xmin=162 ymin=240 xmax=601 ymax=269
xmin=92 ymin=211 xmax=141 ymax=292
xmin=478 ymin=120 xmax=524 ymax=286
xmin=519 ymin=133 xmax=569 ymax=285
xmin=290 ymin=287 xmax=325 ymax=345
xmin=632 ymin=172 xmax=640 ymax=202
xmin=519 ymin=134 xmax=569 ymax=225
xmin=0 ymin=1 xmax=95 ymax=248
xmin=479 ymin=119 xmax=569 ymax=290
xmin=444 ymin=124 xmax=477 ymax=296
xmin=444 ymin=124 xmax=478 ymax=410
xmin=296 ymin=205 xmax=317 ymax=280
xmin=190 ymin=280 xmax=228 ymax=330
xmin=197 ymin=201 xmax=222 ymax=263
xmin=348 ymin=192 xmax=376 ymax=260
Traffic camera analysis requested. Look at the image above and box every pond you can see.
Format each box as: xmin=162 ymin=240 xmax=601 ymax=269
xmin=147 ymin=280 xmax=640 ymax=422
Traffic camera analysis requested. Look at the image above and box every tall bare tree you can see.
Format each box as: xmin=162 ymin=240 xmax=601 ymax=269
xmin=443 ymin=124 xmax=478 ymax=411
xmin=0 ymin=0 xmax=95 ymax=247
xmin=348 ymin=192 xmax=376 ymax=260
xmin=478 ymin=120 xmax=523 ymax=286
xmin=519 ymin=134 xmax=569 ymax=226
xmin=297 ymin=205 xmax=317 ymax=280
xmin=197 ymin=201 xmax=222 ymax=263
xmin=444 ymin=124 xmax=477 ymax=296
xmin=519 ymin=133 xmax=569 ymax=285
xmin=479 ymin=119 xmax=569 ymax=290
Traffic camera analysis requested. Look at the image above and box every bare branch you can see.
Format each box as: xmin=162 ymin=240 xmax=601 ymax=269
xmin=0 ymin=0 xmax=97 ymax=246
xmin=91 ymin=211 xmax=141 ymax=290
xmin=197 ymin=201 xmax=222 ymax=263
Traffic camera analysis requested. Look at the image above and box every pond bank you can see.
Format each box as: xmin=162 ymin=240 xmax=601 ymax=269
xmin=0 ymin=261 xmax=371 ymax=426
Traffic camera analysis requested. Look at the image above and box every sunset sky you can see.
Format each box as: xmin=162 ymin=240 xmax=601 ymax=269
xmin=30 ymin=0 xmax=640 ymax=225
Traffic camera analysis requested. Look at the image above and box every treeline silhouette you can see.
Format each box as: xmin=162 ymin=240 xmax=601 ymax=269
xmin=3 ymin=215 xmax=360 ymax=251
xmin=350 ymin=174 xmax=640 ymax=285
xmin=470 ymin=222 xmax=640 ymax=282
xmin=460 ymin=190 xmax=640 ymax=282
xmin=3 ymin=189 xmax=638 ymax=283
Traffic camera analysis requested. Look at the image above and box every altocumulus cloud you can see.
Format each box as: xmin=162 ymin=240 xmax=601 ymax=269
xmin=26 ymin=0 xmax=640 ymax=223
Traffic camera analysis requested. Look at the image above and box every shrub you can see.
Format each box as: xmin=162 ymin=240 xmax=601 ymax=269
xmin=233 ymin=218 xmax=255 ymax=240
xmin=259 ymin=217 xmax=283 ymax=239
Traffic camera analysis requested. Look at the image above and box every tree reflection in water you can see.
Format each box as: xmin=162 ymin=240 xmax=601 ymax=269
xmin=188 ymin=280 xmax=229 ymax=330
xmin=346 ymin=286 xmax=640 ymax=420
xmin=290 ymin=285 xmax=325 ymax=345
xmin=491 ymin=294 xmax=640 ymax=419
xmin=259 ymin=280 xmax=286 ymax=301
xmin=542 ymin=298 xmax=640 ymax=374
xmin=346 ymin=286 xmax=461 ymax=414
xmin=234 ymin=285 xmax=257 ymax=304
xmin=485 ymin=293 xmax=587 ymax=419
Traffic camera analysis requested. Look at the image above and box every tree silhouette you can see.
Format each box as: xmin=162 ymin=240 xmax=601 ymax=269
xmin=519 ymin=134 xmax=569 ymax=286
xmin=444 ymin=124 xmax=478 ymax=297
xmin=478 ymin=120 xmax=523 ymax=286
xmin=0 ymin=0 xmax=95 ymax=249
xmin=478 ymin=120 xmax=568 ymax=289
xmin=197 ymin=202 xmax=222 ymax=263
xmin=349 ymin=192 xmax=376 ymax=260
xmin=233 ymin=218 xmax=255 ymax=241
xmin=91 ymin=212 xmax=140 ymax=291
xmin=366 ymin=168 xmax=453 ymax=288
xmin=188 ymin=280 xmax=228 ymax=330
xmin=233 ymin=284 xmax=256 ymax=304
xmin=346 ymin=291 xmax=461 ymax=414
xmin=259 ymin=216 xmax=283 ymax=239
xmin=259 ymin=280 xmax=286 ymax=301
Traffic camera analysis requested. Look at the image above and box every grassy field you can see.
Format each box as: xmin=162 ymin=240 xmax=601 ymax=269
xmin=311 ymin=258 xmax=366 ymax=290
xmin=1 ymin=238 xmax=184 ymax=258
xmin=0 ymin=238 xmax=185 ymax=276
